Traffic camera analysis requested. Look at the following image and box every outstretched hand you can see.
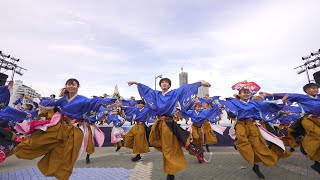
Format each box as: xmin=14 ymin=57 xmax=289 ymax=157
xmin=260 ymin=92 xmax=274 ymax=97
xmin=281 ymin=94 xmax=289 ymax=102
xmin=7 ymin=81 xmax=13 ymax=89
xmin=201 ymin=81 xmax=211 ymax=87
xmin=127 ymin=81 xmax=138 ymax=86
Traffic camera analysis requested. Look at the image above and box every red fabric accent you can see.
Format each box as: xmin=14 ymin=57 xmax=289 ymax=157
xmin=28 ymin=120 xmax=51 ymax=134
xmin=281 ymin=136 xmax=292 ymax=140
xmin=63 ymin=116 xmax=72 ymax=121
xmin=14 ymin=136 xmax=22 ymax=143
xmin=75 ymin=120 xmax=83 ymax=123
xmin=0 ymin=150 xmax=6 ymax=163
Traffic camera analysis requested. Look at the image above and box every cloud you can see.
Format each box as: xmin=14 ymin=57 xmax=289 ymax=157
xmin=0 ymin=0 xmax=319 ymax=99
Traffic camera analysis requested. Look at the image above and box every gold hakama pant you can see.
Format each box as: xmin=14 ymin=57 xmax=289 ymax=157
xmin=191 ymin=125 xmax=203 ymax=149
xmin=302 ymin=116 xmax=320 ymax=161
xmin=235 ymin=121 xmax=278 ymax=166
xmin=279 ymin=125 xmax=299 ymax=148
xmin=86 ymin=125 xmax=94 ymax=155
xmin=203 ymin=120 xmax=218 ymax=145
xmin=124 ymin=123 xmax=150 ymax=154
xmin=149 ymin=117 xmax=191 ymax=175
xmin=14 ymin=121 xmax=83 ymax=180
xmin=37 ymin=109 xmax=55 ymax=120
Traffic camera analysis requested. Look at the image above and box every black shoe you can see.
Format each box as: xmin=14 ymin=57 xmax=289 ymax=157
xmin=290 ymin=148 xmax=295 ymax=152
xmin=206 ymin=144 xmax=210 ymax=152
xmin=115 ymin=146 xmax=121 ymax=152
xmin=86 ymin=154 xmax=90 ymax=164
xmin=234 ymin=145 xmax=238 ymax=150
xmin=300 ymin=145 xmax=307 ymax=155
xmin=311 ymin=161 xmax=320 ymax=174
xmin=131 ymin=155 xmax=142 ymax=162
xmin=252 ymin=164 xmax=265 ymax=179
xmin=166 ymin=174 xmax=175 ymax=180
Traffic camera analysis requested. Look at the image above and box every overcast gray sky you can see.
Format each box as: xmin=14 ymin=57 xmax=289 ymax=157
xmin=1 ymin=0 xmax=320 ymax=98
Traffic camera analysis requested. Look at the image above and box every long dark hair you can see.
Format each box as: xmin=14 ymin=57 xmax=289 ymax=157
xmin=59 ymin=78 xmax=80 ymax=97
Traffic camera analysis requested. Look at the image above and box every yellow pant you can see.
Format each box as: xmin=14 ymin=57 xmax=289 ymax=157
xmin=14 ymin=121 xmax=83 ymax=180
xmin=281 ymin=126 xmax=299 ymax=148
xmin=191 ymin=125 xmax=203 ymax=149
xmin=302 ymin=117 xmax=320 ymax=161
xmin=114 ymin=141 xmax=122 ymax=148
xmin=235 ymin=121 xmax=278 ymax=166
xmin=37 ymin=109 xmax=55 ymax=120
xmin=124 ymin=124 xmax=150 ymax=154
xmin=149 ymin=117 xmax=190 ymax=175
xmin=86 ymin=125 xmax=95 ymax=155
xmin=203 ymin=120 xmax=217 ymax=145
xmin=270 ymin=143 xmax=291 ymax=159
xmin=260 ymin=122 xmax=291 ymax=159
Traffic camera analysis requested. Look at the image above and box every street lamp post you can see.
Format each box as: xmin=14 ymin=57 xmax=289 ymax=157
xmin=0 ymin=50 xmax=27 ymax=84
xmin=294 ymin=49 xmax=320 ymax=83
xmin=155 ymin=74 xmax=163 ymax=90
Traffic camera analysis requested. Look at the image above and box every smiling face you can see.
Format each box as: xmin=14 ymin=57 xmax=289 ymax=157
xmin=305 ymin=85 xmax=319 ymax=97
xmin=238 ymin=89 xmax=250 ymax=101
xmin=66 ymin=81 xmax=79 ymax=94
xmin=194 ymin=104 xmax=201 ymax=112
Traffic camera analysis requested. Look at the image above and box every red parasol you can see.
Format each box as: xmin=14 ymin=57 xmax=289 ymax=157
xmin=231 ymin=80 xmax=261 ymax=96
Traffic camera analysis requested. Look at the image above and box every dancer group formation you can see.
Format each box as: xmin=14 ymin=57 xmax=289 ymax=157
xmin=0 ymin=78 xmax=319 ymax=180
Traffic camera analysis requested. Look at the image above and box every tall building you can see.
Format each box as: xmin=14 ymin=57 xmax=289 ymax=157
xmin=198 ymin=86 xmax=209 ymax=98
xmin=9 ymin=80 xmax=41 ymax=106
xmin=179 ymin=67 xmax=188 ymax=87
xmin=178 ymin=67 xmax=209 ymax=98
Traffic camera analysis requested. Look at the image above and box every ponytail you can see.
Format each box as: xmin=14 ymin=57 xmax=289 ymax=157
xmin=59 ymin=88 xmax=68 ymax=97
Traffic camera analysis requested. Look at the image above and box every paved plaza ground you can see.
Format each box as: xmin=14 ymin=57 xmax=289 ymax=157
xmin=0 ymin=147 xmax=319 ymax=180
